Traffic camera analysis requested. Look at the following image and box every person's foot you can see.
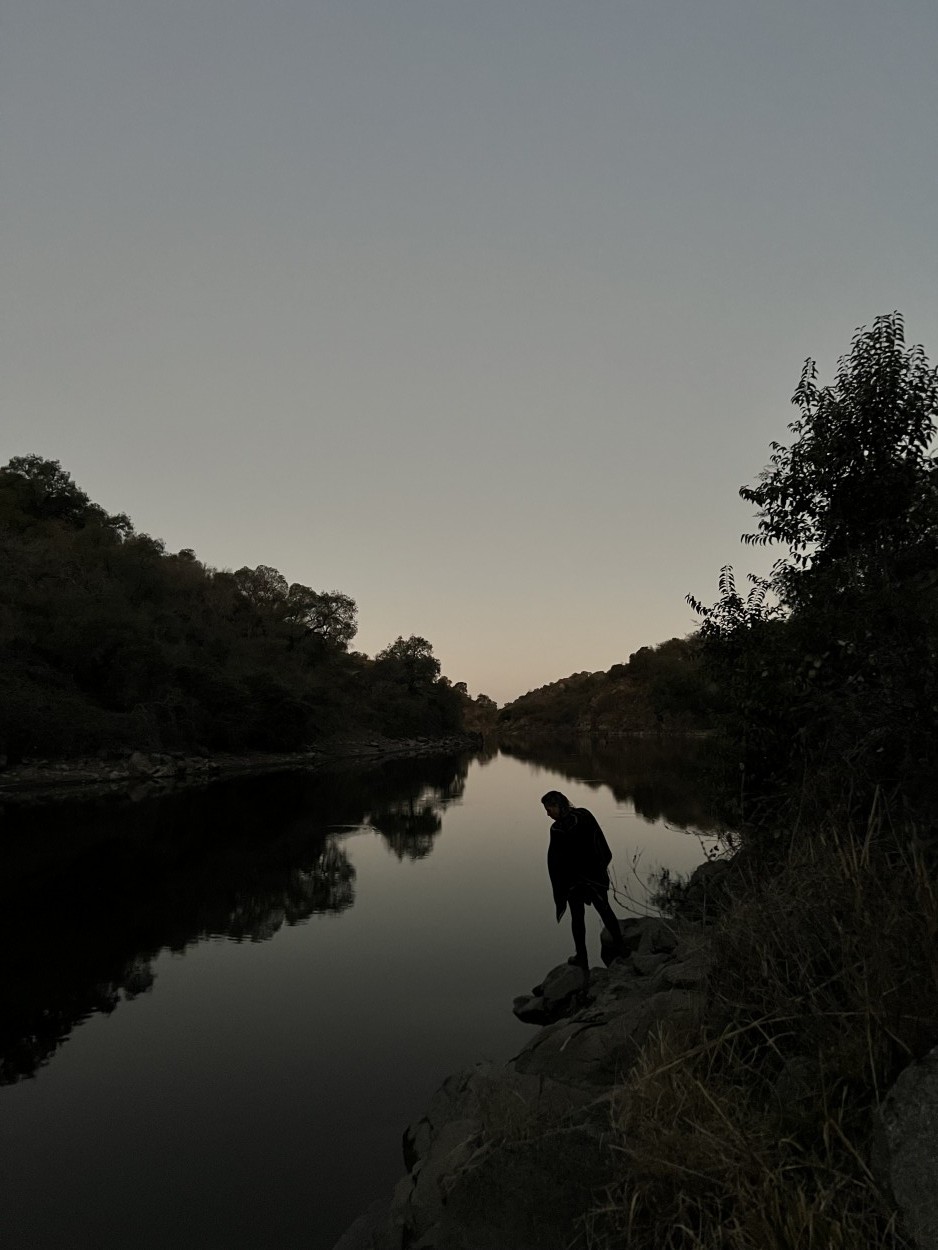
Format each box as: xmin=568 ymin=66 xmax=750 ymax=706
xmin=567 ymin=953 xmax=588 ymax=968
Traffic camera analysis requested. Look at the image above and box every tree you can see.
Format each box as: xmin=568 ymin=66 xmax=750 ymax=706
xmin=691 ymin=313 xmax=938 ymax=810
xmin=374 ymin=635 xmax=441 ymax=693
xmin=0 ymin=455 xmax=132 ymax=536
xmin=233 ymin=565 xmax=289 ymax=609
xmin=283 ymin=585 xmax=357 ymax=650
xmin=741 ymin=311 xmax=938 ymax=604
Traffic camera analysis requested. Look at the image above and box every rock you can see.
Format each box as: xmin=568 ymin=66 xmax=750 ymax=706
xmin=512 ymin=961 xmax=590 ymax=1024
xmin=632 ymin=950 xmax=670 ymax=976
xmin=662 ymin=943 xmax=712 ymax=988
xmin=425 ymin=1120 xmax=610 ymax=1250
xmin=392 ymin=1117 xmax=480 ymax=1246
xmin=515 ymin=987 xmax=704 ymax=1090
xmin=402 ymin=1064 xmax=494 ymax=1171
xmin=127 ymin=751 xmax=155 ymax=777
xmin=392 ymin=1062 xmax=600 ymax=1250
xmin=379 ymin=938 xmax=710 ymax=1250
xmin=637 ymin=917 xmax=679 ymax=955
xmin=874 ymin=1044 xmax=938 ymax=1250
xmin=673 ymin=857 xmax=735 ymax=920
xmin=611 ymin=918 xmax=645 ymax=953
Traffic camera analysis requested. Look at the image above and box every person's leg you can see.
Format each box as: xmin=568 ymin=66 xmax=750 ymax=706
xmin=592 ymin=889 xmax=625 ymax=951
xmin=568 ymin=895 xmax=588 ymax=966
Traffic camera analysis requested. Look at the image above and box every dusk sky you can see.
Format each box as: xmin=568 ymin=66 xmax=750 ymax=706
xmin=4 ymin=1 xmax=937 ymax=704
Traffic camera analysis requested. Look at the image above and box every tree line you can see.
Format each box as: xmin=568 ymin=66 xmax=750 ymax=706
xmin=0 ymin=455 xmax=486 ymax=760
xmin=689 ymin=311 xmax=938 ymax=828
xmin=497 ymin=635 xmax=717 ymax=737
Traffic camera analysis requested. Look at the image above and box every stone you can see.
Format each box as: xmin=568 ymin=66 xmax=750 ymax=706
xmin=403 ymin=1065 xmax=491 ymax=1170
xmin=614 ymin=918 xmax=645 ymax=954
xmin=662 ymin=944 xmax=712 ymax=988
xmin=631 ymin=950 xmax=670 ymax=977
xmin=512 ymin=961 xmax=590 ymax=1024
xmin=127 ymin=751 xmax=155 ymax=777
xmin=874 ymin=1044 xmax=938 ymax=1250
xmin=514 ymin=988 xmax=703 ymax=1090
xmin=636 ymin=917 xmax=679 ymax=956
xmin=674 ymin=857 xmax=735 ymax=920
xmin=330 ymin=1201 xmax=387 ymax=1250
xmin=392 ymin=1117 xmax=480 ymax=1245
xmin=357 ymin=931 xmax=711 ymax=1250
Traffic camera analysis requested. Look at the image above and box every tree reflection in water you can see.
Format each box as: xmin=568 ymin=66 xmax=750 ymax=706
xmin=367 ymin=755 xmax=468 ymax=860
xmin=499 ymin=734 xmax=728 ymax=832
xmin=225 ymin=836 xmax=356 ymax=941
xmin=0 ymin=753 xmax=471 ymax=1084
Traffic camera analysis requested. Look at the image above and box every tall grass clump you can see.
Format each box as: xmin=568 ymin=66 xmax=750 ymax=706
xmin=589 ymin=805 xmax=938 ymax=1250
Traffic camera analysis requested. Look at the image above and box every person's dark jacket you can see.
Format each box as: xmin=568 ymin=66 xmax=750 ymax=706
xmin=547 ymin=806 xmax=613 ymax=920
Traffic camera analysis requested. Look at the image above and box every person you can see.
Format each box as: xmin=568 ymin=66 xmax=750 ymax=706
xmin=542 ymin=790 xmax=626 ymax=968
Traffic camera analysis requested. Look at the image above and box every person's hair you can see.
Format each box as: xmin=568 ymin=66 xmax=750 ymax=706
xmin=541 ymin=790 xmax=571 ymax=812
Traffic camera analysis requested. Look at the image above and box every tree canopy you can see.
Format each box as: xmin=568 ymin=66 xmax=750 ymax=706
xmin=0 ymin=458 xmax=464 ymax=759
xmin=690 ymin=313 xmax=938 ymax=816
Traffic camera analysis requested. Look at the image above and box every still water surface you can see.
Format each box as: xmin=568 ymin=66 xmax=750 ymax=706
xmin=0 ymin=738 xmax=722 ymax=1250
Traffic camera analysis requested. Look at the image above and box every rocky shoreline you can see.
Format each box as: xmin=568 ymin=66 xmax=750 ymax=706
xmin=0 ymin=732 xmax=482 ymax=806
xmin=332 ymin=914 xmax=712 ymax=1250
xmin=332 ymin=864 xmax=938 ymax=1250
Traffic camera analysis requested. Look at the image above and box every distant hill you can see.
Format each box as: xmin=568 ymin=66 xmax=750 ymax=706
xmin=497 ymin=636 xmax=717 ymax=737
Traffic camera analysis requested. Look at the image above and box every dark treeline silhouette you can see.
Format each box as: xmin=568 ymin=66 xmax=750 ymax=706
xmin=688 ymin=313 xmax=938 ymax=828
xmin=0 ymin=456 xmax=470 ymax=761
xmin=497 ymin=635 xmax=717 ymax=738
xmin=0 ymin=753 xmax=470 ymax=1084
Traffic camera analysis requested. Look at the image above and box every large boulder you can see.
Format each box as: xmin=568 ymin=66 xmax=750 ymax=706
xmin=512 ymin=961 xmax=594 ymax=1024
xmin=874 ymin=1044 xmax=938 ymax=1250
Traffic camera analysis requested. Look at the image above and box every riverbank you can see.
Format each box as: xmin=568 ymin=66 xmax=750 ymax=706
xmin=335 ymin=828 xmax=938 ymax=1250
xmin=0 ymin=732 xmax=482 ymax=806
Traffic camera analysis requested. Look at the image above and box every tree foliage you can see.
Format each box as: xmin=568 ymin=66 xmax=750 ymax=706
xmin=498 ymin=636 xmax=716 ymax=736
xmin=690 ymin=313 xmax=938 ymax=814
xmin=0 ymin=458 xmax=464 ymax=759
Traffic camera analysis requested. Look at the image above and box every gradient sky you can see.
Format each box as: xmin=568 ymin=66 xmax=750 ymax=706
xmin=4 ymin=1 xmax=937 ymax=703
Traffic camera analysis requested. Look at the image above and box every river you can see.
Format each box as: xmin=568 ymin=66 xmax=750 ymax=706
xmin=0 ymin=737 xmax=724 ymax=1250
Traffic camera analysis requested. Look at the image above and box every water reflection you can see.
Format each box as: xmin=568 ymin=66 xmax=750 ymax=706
xmin=367 ymin=755 xmax=467 ymax=860
xmin=500 ymin=734 xmax=726 ymax=832
xmin=0 ymin=754 xmax=470 ymax=1084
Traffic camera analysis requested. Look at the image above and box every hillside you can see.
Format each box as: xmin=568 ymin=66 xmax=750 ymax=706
xmin=0 ymin=455 xmax=470 ymax=761
xmin=497 ymin=636 xmax=716 ymax=738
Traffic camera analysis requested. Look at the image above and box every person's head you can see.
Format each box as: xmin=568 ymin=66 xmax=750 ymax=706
xmin=541 ymin=790 xmax=571 ymax=821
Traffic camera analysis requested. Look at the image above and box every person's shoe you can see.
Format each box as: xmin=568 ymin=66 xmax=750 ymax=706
xmin=567 ymin=953 xmax=588 ymax=968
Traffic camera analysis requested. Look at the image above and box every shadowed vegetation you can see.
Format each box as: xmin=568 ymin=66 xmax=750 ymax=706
xmin=497 ymin=635 xmax=718 ymax=738
xmin=589 ymin=314 xmax=938 ymax=1248
xmin=0 ymin=455 xmax=468 ymax=759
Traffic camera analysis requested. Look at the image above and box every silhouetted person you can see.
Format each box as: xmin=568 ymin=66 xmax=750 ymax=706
xmin=542 ymin=790 xmax=625 ymax=968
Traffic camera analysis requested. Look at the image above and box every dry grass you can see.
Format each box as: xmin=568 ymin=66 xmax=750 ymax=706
xmin=587 ymin=808 xmax=938 ymax=1250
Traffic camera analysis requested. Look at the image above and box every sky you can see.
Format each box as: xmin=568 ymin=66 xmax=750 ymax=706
xmin=3 ymin=1 xmax=938 ymax=704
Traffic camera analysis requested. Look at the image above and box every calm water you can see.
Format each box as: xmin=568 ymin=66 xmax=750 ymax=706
xmin=0 ymin=738 xmax=723 ymax=1250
